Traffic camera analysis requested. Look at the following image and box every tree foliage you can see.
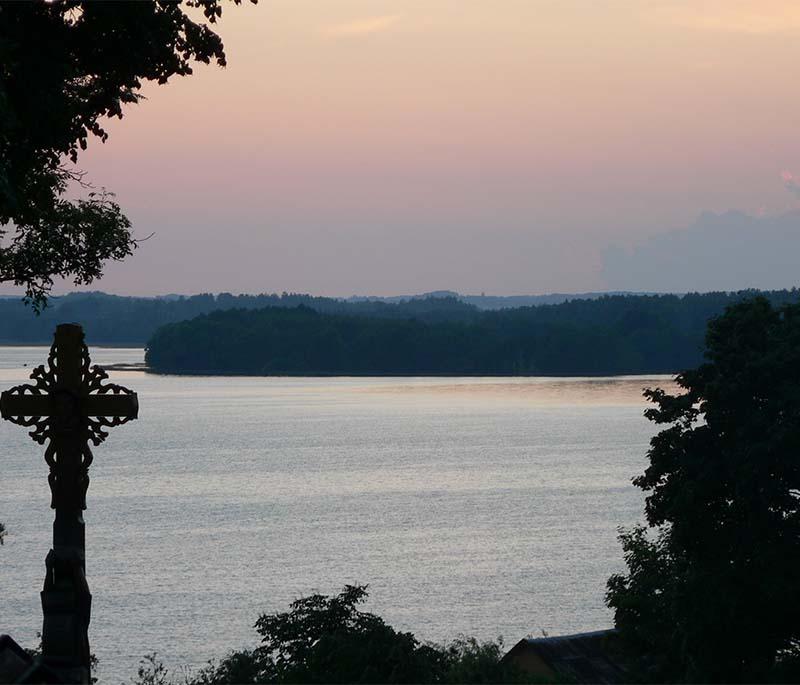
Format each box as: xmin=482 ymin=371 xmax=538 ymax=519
xmin=130 ymin=586 xmax=527 ymax=684
xmin=607 ymin=297 xmax=800 ymax=682
xmin=0 ymin=0 xmax=251 ymax=308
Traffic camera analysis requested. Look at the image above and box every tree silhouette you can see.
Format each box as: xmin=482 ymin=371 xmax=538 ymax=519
xmin=140 ymin=585 xmax=526 ymax=684
xmin=0 ymin=0 xmax=253 ymax=308
xmin=607 ymin=297 xmax=800 ymax=682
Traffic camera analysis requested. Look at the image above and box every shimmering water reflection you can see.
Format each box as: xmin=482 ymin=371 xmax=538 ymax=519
xmin=1 ymin=347 xmax=674 ymax=683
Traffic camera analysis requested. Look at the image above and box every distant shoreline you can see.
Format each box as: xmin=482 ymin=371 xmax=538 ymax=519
xmin=143 ymin=368 xmax=677 ymax=379
xmin=103 ymin=363 xmax=149 ymax=372
xmin=0 ymin=343 xmax=676 ymax=378
xmin=0 ymin=341 xmax=145 ymax=348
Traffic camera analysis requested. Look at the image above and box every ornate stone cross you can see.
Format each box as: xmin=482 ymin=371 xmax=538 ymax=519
xmin=1 ymin=324 xmax=138 ymax=684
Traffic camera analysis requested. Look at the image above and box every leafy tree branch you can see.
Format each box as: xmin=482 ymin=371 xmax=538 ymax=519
xmin=0 ymin=0 xmax=254 ymax=308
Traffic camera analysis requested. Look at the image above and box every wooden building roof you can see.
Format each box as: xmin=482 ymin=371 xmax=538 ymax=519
xmin=503 ymin=629 xmax=628 ymax=684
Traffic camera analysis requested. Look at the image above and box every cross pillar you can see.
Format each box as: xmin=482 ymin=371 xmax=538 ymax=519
xmin=44 ymin=325 xmax=91 ymax=682
xmin=1 ymin=324 xmax=138 ymax=684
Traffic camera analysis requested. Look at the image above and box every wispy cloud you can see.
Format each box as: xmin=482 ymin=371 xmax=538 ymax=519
xmin=657 ymin=3 xmax=800 ymax=35
xmin=321 ymin=15 xmax=400 ymax=37
xmin=782 ymin=171 xmax=800 ymax=198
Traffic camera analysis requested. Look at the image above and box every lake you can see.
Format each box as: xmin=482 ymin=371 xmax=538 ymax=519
xmin=1 ymin=346 xmax=673 ymax=683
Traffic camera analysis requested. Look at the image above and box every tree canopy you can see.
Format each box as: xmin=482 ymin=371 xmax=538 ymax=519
xmin=131 ymin=585 xmax=526 ymax=684
xmin=0 ymin=0 xmax=251 ymax=308
xmin=607 ymin=297 xmax=800 ymax=682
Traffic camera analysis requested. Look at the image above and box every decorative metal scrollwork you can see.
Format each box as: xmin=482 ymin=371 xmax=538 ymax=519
xmin=2 ymin=332 xmax=138 ymax=511
xmin=3 ymin=339 xmax=137 ymax=446
xmin=2 ymin=343 xmax=59 ymax=444
xmin=84 ymin=363 xmax=137 ymax=446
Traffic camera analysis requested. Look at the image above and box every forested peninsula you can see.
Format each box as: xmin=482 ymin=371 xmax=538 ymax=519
xmin=144 ymin=289 xmax=800 ymax=376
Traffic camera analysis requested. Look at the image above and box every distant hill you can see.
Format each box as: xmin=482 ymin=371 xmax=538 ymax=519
xmin=0 ymin=291 xmax=479 ymax=345
xmin=144 ymin=289 xmax=800 ymax=376
xmin=346 ymin=290 xmax=650 ymax=309
xmin=0 ymin=289 xmax=652 ymax=345
xmin=3 ymin=288 xmax=796 ymax=357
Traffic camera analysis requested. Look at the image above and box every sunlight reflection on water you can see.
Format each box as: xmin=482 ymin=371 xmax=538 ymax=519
xmin=1 ymin=347 xmax=676 ymax=683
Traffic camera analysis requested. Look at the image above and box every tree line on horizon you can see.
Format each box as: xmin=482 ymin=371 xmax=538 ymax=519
xmin=4 ymin=288 xmax=800 ymax=348
xmin=143 ymin=289 xmax=800 ymax=376
xmin=0 ymin=291 xmax=479 ymax=344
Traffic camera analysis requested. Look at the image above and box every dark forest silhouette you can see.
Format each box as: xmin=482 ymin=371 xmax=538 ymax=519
xmin=607 ymin=297 xmax=800 ymax=682
xmin=127 ymin=586 xmax=528 ymax=685
xmin=142 ymin=289 xmax=800 ymax=376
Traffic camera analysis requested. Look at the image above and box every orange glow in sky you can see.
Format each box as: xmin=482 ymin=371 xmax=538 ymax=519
xmin=35 ymin=0 xmax=800 ymax=295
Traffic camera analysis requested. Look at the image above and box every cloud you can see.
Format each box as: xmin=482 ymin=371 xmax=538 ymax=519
xmin=603 ymin=210 xmax=800 ymax=292
xmin=321 ymin=15 xmax=400 ymax=37
xmin=782 ymin=171 xmax=800 ymax=198
xmin=657 ymin=2 xmax=800 ymax=35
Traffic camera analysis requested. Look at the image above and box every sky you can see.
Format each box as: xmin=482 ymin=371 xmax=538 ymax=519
xmin=11 ymin=0 xmax=800 ymax=296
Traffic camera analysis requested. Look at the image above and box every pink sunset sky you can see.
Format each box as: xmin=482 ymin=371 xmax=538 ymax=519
xmin=12 ymin=0 xmax=800 ymax=296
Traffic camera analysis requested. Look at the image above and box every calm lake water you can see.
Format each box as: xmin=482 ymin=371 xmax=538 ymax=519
xmin=1 ymin=346 xmax=674 ymax=683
